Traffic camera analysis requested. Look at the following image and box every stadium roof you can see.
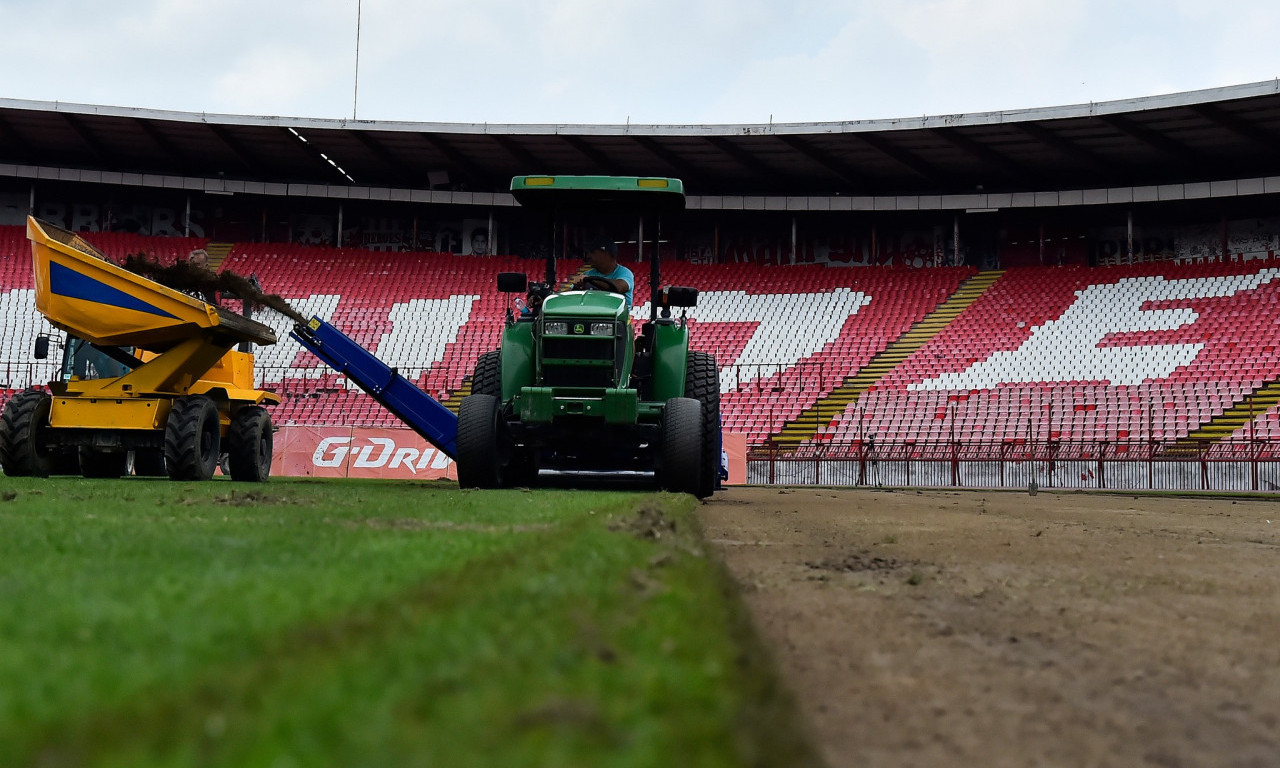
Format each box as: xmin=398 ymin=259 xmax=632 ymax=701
xmin=2 ymin=80 xmax=1280 ymax=198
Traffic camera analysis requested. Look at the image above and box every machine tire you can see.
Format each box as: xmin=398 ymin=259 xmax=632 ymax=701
xmin=165 ymin=395 xmax=221 ymax=481
xmin=0 ymin=389 xmax=56 ymax=477
xmin=685 ymin=350 xmax=721 ymax=497
xmin=132 ymin=448 xmax=167 ymax=476
xmin=658 ymin=397 xmax=703 ymax=496
xmin=227 ymin=406 xmax=273 ymax=482
xmin=79 ymin=446 xmax=128 ymax=478
xmin=471 ymin=350 xmax=501 ymax=398
xmin=457 ymin=394 xmax=503 ymax=489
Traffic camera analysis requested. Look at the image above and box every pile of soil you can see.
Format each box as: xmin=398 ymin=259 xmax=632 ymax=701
xmin=120 ymin=254 xmax=306 ymax=324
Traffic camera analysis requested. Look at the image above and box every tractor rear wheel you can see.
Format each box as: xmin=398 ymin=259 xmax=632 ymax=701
xmin=685 ymin=350 xmax=721 ymax=497
xmin=79 ymin=446 xmax=127 ymax=478
xmin=457 ymin=394 xmax=503 ymax=489
xmin=658 ymin=397 xmax=703 ymax=496
xmin=165 ymin=395 xmax=221 ymax=481
xmin=471 ymin=350 xmax=501 ymax=398
xmin=227 ymin=406 xmax=273 ymax=482
xmin=0 ymin=389 xmax=56 ymax=477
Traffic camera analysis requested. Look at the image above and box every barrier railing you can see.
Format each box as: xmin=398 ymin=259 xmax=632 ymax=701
xmin=747 ymin=439 xmax=1280 ymax=492
xmin=721 ymin=361 xmax=830 ymax=391
xmin=0 ymin=360 xmax=61 ymax=391
xmin=9 ymin=358 xmax=1280 ymax=492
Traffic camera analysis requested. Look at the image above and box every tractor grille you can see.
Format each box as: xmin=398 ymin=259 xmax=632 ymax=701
xmin=542 ymin=336 xmax=613 ymax=362
xmin=542 ymin=365 xmax=614 ymax=388
xmin=541 ymin=326 xmax=619 ymax=388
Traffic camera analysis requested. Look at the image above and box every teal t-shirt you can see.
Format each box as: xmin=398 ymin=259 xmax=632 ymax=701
xmin=585 ymin=264 xmax=634 ymax=308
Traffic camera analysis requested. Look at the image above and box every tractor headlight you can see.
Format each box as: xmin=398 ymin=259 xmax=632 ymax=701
xmin=589 ymin=322 xmax=613 ymax=336
xmin=545 ymin=321 xmax=569 ymax=335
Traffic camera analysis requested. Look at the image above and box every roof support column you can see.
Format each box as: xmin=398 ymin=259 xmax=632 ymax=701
xmin=1127 ymin=210 xmax=1134 ymax=264
xmin=953 ymin=215 xmax=960 ymax=267
xmin=791 ymin=216 xmax=797 ymax=266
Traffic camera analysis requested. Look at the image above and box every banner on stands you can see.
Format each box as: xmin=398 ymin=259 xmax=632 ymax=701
xmin=723 ymin=432 xmax=747 ymax=485
xmin=272 ymin=425 xmax=457 ymax=480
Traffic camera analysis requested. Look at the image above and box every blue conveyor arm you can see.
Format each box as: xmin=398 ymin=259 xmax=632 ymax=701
xmin=290 ymin=317 xmax=458 ymax=460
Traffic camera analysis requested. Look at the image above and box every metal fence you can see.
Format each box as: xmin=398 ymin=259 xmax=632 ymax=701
xmin=0 ymin=360 xmax=60 ymax=392
xmin=748 ymin=440 xmax=1280 ymax=492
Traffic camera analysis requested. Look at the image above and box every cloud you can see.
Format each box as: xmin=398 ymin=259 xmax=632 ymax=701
xmin=211 ymin=47 xmax=351 ymax=116
xmin=1 ymin=0 xmax=1278 ymax=123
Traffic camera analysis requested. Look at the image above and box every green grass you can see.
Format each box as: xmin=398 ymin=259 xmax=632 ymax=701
xmin=0 ymin=477 xmax=818 ymax=768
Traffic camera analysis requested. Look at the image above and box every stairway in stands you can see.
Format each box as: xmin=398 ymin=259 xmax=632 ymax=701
xmin=1169 ymin=379 xmax=1280 ymax=451
xmin=770 ymin=270 xmax=1006 ymax=446
xmin=440 ymin=380 xmax=470 ymax=414
xmin=205 ymin=243 xmax=234 ymax=270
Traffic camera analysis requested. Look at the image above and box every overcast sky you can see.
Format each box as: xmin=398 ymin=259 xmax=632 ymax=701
xmin=2 ymin=0 xmax=1279 ymax=125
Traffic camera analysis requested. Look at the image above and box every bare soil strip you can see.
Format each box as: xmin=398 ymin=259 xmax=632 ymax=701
xmin=699 ymin=487 xmax=1280 ymax=768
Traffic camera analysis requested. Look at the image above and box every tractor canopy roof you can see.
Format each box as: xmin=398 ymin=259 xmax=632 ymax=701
xmin=510 ymin=175 xmax=685 ymax=213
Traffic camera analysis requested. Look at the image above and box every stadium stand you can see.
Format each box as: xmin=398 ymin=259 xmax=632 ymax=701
xmin=816 ymin=261 xmax=1280 ymax=446
xmin=0 ymin=225 xmax=58 ymax=396
xmin=73 ymin=230 xmax=211 ymax=262
xmin=1234 ymin=402 xmax=1280 ymax=441
xmin=220 ymin=242 xmax=527 ymax=427
xmin=645 ymin=262 xmax=973 ymax=445
xmin=7 ymin=225 xmax=1280 ymax=453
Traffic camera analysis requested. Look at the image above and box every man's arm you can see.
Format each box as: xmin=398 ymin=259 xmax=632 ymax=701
xmin=575 ymin=273 xmax=629 ymax=293
xmin=596 ymin=276 xmax=630 ymax=293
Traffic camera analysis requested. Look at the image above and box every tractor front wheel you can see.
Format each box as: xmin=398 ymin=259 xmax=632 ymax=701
xmin=227 ymin=406 xmax=273 ymax=482
xmin=658 ymin=397 xmax=703 ymax=496
xmin=165 ymin=396 xmax=221 ymax=481
xmin=0 ymin=389 xmax=56 ymax=477
xmin=457 ymin=394 xmax=503 ymax=489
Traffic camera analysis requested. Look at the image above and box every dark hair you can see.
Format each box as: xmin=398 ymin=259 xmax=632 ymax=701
xmin=589 ymin=241 xmax=618 ymax=259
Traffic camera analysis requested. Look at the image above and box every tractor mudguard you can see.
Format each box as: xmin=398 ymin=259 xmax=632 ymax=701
xmin=500 ymin=322 xmax=535 ymax=400
xmin=649 ymin=322 xmax=690 ymax=402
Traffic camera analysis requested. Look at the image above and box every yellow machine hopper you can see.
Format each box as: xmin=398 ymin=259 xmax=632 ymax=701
xmin=0 ymin=217 xmax=281 ymax=481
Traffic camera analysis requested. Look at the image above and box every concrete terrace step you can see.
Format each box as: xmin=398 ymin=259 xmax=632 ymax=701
xmin=205 ymin=242 xmax=235 ymax=271
xmin=1169 ymin=379 xmax=1280 ymax=450
xmin=764 ymin=270 xmax=1005 ymax=447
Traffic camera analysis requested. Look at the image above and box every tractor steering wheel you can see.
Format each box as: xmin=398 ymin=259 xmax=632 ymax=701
xmin=578 ymin=275 xmax=617 ymax=291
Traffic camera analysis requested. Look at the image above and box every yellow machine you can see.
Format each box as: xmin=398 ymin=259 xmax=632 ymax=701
xmin=0 ymin=217 xmax=280 ymax=480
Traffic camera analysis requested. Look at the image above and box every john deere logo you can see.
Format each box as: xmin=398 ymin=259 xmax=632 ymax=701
xmin=574 ymin=323 xmax=585 ymax=334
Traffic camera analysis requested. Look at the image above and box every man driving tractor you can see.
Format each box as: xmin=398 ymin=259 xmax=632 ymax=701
xmin=561 ymin=241 xmax=635 ymax=308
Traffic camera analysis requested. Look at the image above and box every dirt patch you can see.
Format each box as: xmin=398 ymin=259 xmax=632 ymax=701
xmin=609 ymin=502 xmax=678 ymax=541
xmin=804 ymin=551 xmax=910 ymax=574
xmin=700 ymin=487 xmax=1280 ymax=768
xmin=210 ymin=491 xmax=297 ymax=507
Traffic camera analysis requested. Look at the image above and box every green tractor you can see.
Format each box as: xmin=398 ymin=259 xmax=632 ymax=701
xmin=455 ymin=175 xmax=720 ymax=497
